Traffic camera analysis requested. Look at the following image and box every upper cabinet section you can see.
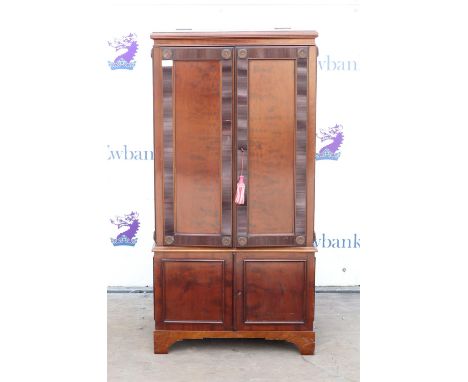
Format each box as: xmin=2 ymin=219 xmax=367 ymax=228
xmin=151 ymin=30 xmax=318 ymax=46
xmin=152 ymin=32 xmax=318 ymax=248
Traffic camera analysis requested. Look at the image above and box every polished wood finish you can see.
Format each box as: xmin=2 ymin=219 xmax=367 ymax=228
xmin=152 ymin=31 xmax=318 ymax=355
xmin=248 ymin=59 xmax=296 ymax=235
xmin=174 ymin=60 xmax=222 ymax=234
xmin=154 ymin=251 xmax=233 ymax=330
xmin=154 ymin=330 xmax=315 ymax=355
xmin=235 ymin=251 xmax=315 ymax=331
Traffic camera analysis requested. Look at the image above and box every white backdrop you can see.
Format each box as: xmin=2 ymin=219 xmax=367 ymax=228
xmin=102 ymin=2 xmax=361 ymax=286
xmin=5 ymin=1 xmax=468 ymax=380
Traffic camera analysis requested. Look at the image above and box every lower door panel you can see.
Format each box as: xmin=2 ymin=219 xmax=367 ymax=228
xmin=154 ymin=250 xmax=233 ymax=330
xmin=235 ymin=250 xmax=315 ymax=331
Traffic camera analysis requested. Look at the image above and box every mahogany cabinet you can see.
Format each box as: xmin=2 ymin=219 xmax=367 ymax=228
xmin=151 ymin=31 xmax=318 ymax=355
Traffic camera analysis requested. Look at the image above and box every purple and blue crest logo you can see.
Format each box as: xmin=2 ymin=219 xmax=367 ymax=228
xmin=107 ymin=33 xmax=138 ymax=70
xmin=316 ymin=124 xmax=344 ymax=161
xmin=110 ymin=211 xmax=140 ymax=246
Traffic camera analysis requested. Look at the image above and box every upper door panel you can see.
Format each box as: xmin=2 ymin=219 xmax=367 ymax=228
xmin=161 ymin=47 xmax=233 ymax=247
xmin=236 ymin=46 xmax=309 ymax=247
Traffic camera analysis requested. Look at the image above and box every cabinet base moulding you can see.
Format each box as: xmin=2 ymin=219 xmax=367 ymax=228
xmin=154 ymin=330 xmax=315 ymax=355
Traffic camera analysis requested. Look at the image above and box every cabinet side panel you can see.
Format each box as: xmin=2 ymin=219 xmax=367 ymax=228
xmin=153 ymin=47 xmax=164 ymax=245
xmin=174 ymin=60 xmax=222 ymax=234
xmin=306 ymin=46 xmax=318 ymax=246
xmin=248 ymin=60 xmax=296 ymax=234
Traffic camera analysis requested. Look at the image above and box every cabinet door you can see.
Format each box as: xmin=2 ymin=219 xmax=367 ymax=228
xmin=154 ymin=251 xmax=233 ymax=330
xmin=234 ymin=251 xmax=315 ymax=331
xmin=159 ymin=47 xmax=233 ymax=247
xmin=235 ymin=46 xmax=309 ymax=247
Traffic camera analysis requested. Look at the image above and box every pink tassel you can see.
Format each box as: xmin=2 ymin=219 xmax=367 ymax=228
xmin=235 ymin=176 xmax=245 ymax=205
xmin=236 ymin=148 xmax=246 ymax=205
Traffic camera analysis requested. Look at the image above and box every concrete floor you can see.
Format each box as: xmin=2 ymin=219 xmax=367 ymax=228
xmin=108 ymin=293 xmax=359 ymax=382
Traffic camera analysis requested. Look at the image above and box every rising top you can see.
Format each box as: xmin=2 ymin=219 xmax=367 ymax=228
xmin=150 ymin=30 xmax=319 ymax=46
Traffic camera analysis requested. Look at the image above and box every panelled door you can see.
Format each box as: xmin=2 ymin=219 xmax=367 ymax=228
xmin=161 ymin=47 xmax=233 ymax=247
xmin=235 ymin=46 xmax=309 ymax=247
xmin=234 ymin=251 xmax=315 ymax=331
xmin=154 ymin=251 xmax=233 ymax=330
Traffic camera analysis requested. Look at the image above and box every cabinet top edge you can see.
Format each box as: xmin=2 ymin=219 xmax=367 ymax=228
xmin=151 ymin=30 xmax=318 ymax=40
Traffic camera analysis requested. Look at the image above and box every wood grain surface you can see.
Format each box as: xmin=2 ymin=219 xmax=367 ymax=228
xmin=248 ymin=59 xmax=296 ymax=235
xmin=174 ymin=60 xmax=222 ymax=235
xmin=154 ymin=251 xmax=233 ymax=331
xmin=235 ymin=251 xmax=315 ymax=331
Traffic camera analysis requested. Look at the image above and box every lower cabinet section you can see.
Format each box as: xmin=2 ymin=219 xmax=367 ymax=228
xmin=153 ymin=248 xmax=316 ymax=354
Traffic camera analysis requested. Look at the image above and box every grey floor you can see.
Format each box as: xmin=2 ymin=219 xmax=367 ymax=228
xmin=108 ymin=293 xmax=359 ymax=382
